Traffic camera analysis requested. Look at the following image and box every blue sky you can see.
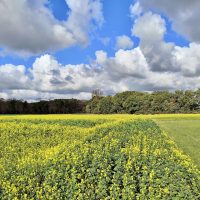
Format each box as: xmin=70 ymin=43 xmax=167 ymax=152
xmin=0 ymin=0 xmax=199 ymax=100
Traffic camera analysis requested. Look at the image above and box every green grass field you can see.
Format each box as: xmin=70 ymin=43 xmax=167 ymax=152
xmin=155 ymin=118 xmax=200 ymax=167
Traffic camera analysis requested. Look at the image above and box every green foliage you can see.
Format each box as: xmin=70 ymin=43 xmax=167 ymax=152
xmin=87 ymin=90 xmax=200 ymax=114
xmin=123 ymin=92 xmax=147 ymax=114
xmin=0 ymin=117 xmax=199 ymax=199
xmin=85 ymin=97 xmax=102 ymax=114
xmin=96 ymin=96 xmax=114 ymax=114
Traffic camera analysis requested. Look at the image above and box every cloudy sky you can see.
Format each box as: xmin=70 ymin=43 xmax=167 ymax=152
xmin=0 ymin=0 xmax=200 ymax=101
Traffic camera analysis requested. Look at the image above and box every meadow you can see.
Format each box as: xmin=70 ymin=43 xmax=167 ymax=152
xmin=0 ymin=114 xmax=199 ymax=199
xmin=155 ymin=117 xmax=200 ymax=167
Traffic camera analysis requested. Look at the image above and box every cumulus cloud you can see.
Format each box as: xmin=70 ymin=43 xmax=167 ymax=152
xmin=115 ymin=35 xmax=134 ymax=50
xmin=139 ymin=0 xmax=200 ymax=42
xmin=0 ymin=0 xmax=103 ymax=55
xmin=0 ymin=64 xmax=30 ymax=90
xmin=2 ymin=42 xmax=200 ymax=101
xmin=109 ymin=48 xmax=149 ymax=79
xmin=132 ymin=12 xmax=177 ymax=72
xmin=128 ymin=1 xmax=200 ymax=90
xmin=173 ymin=43 xmax=200 ymax=77
xmin=133 ymin=12 xmax=165 ymax=42
xmin=0 ymin=49 xmax=150 ymax=100
xmin=130 ymin=2 xmax=200 ymax=77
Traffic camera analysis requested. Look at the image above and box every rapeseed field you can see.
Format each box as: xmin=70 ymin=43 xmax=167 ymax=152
xmin=0 ymin=115 xmax=199 ymax=199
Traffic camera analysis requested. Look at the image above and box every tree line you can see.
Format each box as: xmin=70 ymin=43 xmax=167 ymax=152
xmin=1 ymin=89 xmax=200 ymax=114
xmin=0 ymin=99 xmax=85 ymax=114
xmin=86 ymin=90 xmax=200 ymax=114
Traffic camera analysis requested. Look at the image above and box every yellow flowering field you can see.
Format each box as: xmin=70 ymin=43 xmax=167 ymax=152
xmin=0 ymin=114 xmax=200 ymax=199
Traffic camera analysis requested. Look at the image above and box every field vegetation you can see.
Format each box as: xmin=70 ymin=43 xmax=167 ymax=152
xmin=0 ymin=114 xmax=199 ymax=199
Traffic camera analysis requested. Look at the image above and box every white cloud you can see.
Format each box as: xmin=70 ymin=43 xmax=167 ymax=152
xmin=131 ymin=8 xmax=200 ymax=78
xmin=139 ymin=0 xmax=200 ymax=42
xmin=0 ymin=64 xmax=30 ymax=90
xmin=129 ymin=2 xmax=200 ymax=88
xmin=132 ymin=12 xmax=177 ymax=72
xmin=133 ymin=12 xmax=166 ymax=42
xmin=130 ymin=1 xmax=142 ymax=17
xmin=112 ymin=48 xmax=149 ymax=78
xmin=95 ymin=51 xmax=107 ymax=64
xmin=1 ymin=44 xmax=200 ymax=101
xmin=173 ymin=43 xmax=200 ymax=77
xmin=95 ymin=47 xmax=149 ymax=80
xmin=115 ymin=35 xmax=134 ymax=50
xmin=0 ymin=0 xmax=103 ymax=55
xmin=0 ymin=49 xmax=149 ymax=100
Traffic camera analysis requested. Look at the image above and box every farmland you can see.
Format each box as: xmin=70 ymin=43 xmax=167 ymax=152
xmin=0 ymin=114 xmax=200 ymax=199
xmin=156 ymin=118 xmax=200 ymax=167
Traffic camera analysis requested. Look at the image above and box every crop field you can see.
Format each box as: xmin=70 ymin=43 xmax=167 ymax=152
xmin=0 ymin=114 xmax=200 ymax=199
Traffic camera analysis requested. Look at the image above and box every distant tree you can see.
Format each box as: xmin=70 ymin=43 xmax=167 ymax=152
xmin=112 ymin=91 xmax=134 ymax=113
xmin=97 ymin=96 xmax=114 ymax=114
xmin=85 ymin=97 xmax=102 ymax=113
xmin=0 ymin=98 xmax=8 ymax=114
xmin=123 ymin=92 xmax=145 ymax=114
